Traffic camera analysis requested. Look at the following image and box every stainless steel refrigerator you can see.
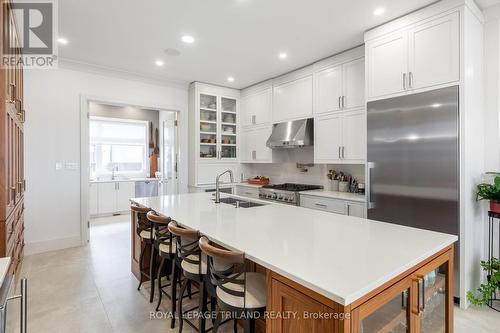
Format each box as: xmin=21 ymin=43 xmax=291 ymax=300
xmin=367 ymin=85 xmax=459 ymax=296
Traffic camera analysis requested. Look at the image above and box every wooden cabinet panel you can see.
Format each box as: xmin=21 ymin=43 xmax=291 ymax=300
xmin=269 ymin=278 xmax=335 ymax=333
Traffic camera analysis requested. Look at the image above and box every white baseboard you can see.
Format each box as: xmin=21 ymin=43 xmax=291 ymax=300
xmin=24 ymin=236 xmax=82 ymax=256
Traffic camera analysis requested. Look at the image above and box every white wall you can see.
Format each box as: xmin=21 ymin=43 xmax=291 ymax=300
xmin=24 ymin=67 xmax=188 ymax=254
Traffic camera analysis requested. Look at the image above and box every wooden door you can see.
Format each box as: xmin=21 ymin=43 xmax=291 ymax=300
xmin=273 ymin=75 xmax=313 ymax=122
xmin=367 ymin=31 xmax=408 ymax=100
xmin=408 ymin=12 xmax=459 ymax=91
xmin=342 ymin=110 xmax=366 ymax=162
xmin=269 ymin=278 xmax=335 ymax=333
xmin=314 ymin=113 xmax=342 ymax=163
xmin=342 ymin=58 xmax=365 ymax=110
xmin=314 ymin=65 xmax=343 ymax=114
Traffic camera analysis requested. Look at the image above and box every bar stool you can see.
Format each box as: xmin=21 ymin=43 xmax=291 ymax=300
xmin=131 ymin=203 xmax=153 ymax=293
xmin=147 ymin=210 xmax=175 ymax=306
xmin=199 ymin=236 xmax=267 ymax=333
xmin=168 ymin=221 xmax=211 ymax=333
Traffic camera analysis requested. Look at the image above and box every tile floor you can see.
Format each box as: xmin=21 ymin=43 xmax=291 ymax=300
xmin=5 ymin=214 xmax=500 ymax=332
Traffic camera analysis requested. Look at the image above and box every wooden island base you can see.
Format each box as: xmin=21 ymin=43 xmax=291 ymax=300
xmin=131 ymin=211 xmax=454 ymax=333
xmin=266 ymin=245 xmax=454 ymax=333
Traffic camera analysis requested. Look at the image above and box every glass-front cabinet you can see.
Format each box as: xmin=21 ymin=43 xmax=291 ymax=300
xmin=353 ymin=250 xmax=452 ymax=333
xmin=198 ymin=93 xmax=238 ymax=161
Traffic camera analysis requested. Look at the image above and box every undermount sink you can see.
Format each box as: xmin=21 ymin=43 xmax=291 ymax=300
xmin=214 ymin=197 xmax=266 ymax=208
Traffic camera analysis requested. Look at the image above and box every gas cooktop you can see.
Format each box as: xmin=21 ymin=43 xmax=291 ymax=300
xmin=259 ymin=183 xmax=323 ymax=205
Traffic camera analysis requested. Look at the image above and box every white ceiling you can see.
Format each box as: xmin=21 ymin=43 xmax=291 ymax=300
xmin=476 ymin=0 xmax=500 ymax=8
xmin=60 ymin=0 xmax=443 ymax=88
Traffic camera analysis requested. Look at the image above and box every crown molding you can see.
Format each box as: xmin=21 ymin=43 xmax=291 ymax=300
xmin=58 ymin=57 xmax=190 ymax=90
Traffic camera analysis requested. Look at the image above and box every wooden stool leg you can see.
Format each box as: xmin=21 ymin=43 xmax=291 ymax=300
xmin=213 ymin=306 xmax=222 ymax=333
xmin=243 ymin=317 xmax=255 ymax=333
xmin=155 ymin=257 xmax=165 ymax=311
xmin=198 ymin=281 xmax=206 ymax=333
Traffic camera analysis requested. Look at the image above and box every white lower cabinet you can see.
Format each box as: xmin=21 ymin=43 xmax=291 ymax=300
xmin=300 ymin=194 xmax=365 ymax=218
xmin=91 ymin=181 xmax=136 ymax=216
xmin=314 ymin=110 xmax=366 ymax=164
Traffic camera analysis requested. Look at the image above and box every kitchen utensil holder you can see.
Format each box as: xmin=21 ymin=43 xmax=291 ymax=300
xmin=331 ymin=180 xmax=339 ymax=191
xmin=339 ymin=181 xmax=349 ymax=192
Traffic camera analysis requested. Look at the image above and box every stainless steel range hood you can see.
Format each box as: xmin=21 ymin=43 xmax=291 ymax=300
xmin=266 ymin=118 xmax=314 ymax=148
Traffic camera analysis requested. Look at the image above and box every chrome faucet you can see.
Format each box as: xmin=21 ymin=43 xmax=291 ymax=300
xmin=215 ymin=169 xmax=234 ymax=203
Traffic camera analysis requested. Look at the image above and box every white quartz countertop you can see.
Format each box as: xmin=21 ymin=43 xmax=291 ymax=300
xmin=0 ymin=257 xmax=10 ymax=286
xmin=299 ymin=190 xmax=366 ymax=203
xmin=131 ymin=192 xmax=457 ymax=306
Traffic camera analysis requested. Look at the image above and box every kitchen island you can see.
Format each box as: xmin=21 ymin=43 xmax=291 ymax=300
xmin=131 ymin=192 xmax=457 ymax=333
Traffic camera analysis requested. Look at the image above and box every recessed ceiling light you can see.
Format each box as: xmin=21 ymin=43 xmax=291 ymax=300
xmin=373 ymin=7 xmax=386 ymax=16
xmin=227 ymin=76 xmax=235 ymax=82
xmin=279 ymin=52 xmax=288 ymax=59
xmin=57 ymin=37 xmax=68 ymax=45
xmin=155 ymin=60 xmax=164 ymax=67
xmin=181 ymin=35 xmax=195 ymax=44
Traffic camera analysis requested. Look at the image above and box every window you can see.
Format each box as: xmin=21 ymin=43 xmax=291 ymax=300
xmin=89 ymin=117 xmax=148 ymax=179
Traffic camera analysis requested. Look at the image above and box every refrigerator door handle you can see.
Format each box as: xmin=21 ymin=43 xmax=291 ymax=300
xmin=367 ymin=162 xmax=375 ymax=209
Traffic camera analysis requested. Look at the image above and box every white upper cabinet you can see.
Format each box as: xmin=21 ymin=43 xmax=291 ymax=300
xmin=314 ymin=47 xmax=365 ymax=114
xmin=314 ymin=110 xmax=365 ymax=164
xmin=342 ymin=110 xmax=366 ymax=161
xmin=241 ymin=126 xmax=273 ymax=163
xmin=367 ymin=31 xmax=408 ymax=100
xmin=314 ymin=65 xmax=343 ymax=114
xmin=366 ymin=11 xmax=460 ymax=100
xmin=342 ymin=58 xmax=365 ymax=109
xmin=241 ymin=81 xmax=272 ymax=128
xmin=408 ymin=12 xmax=459 ymax=90
xmin=273 ymin=68 xmax=313 ymax=123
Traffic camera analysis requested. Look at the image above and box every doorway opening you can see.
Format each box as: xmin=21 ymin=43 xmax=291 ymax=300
xmin=84 ymin=101 xmax=179 ymax=241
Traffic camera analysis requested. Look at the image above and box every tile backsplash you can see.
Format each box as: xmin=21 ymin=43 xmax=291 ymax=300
xmin=241 ymin=163 xmax=365 ymax=188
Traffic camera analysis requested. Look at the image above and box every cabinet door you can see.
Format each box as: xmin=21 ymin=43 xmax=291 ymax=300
xmin=343 ymin=58 xmax=365 ymax=110
xmin=116 ymin=182 xmax=136 ymax=212
xmin=346 ymin=202 xmax=365 ymax=218
xmin=220 ymin=97 xmax=238 ymax=161
xmin=241 ymin=88 xmax=272 ymax=127
xmin=408 ymin=12 xmax=459 ymax=90
xmin=254 ymin=126 xmax=272 ymax=162
xmin=89 ymin=183 xmax=99 ymax=216
xmin=273 ymin=75 xmax=313 ymax=122
xmin=367 ymin=32 xmax=408 ymax=99
xmin=300 ymin=195 xmax=346 ymax=214
xmin=352 ymin=277 xmax=412 ymax=333
xmin=314 ymin=65 xmax=343 ymax=114
xmin=412 ymin=250 xmax=453 ymax=333
xmin=240 ymin=129 xmax=255 ymax=163
xmin=270 ymin=278 xmax=335 ymax=332
xmin=98 ymin=183 xmax=116 ymax=214
xmin=342 ymin=110 xmax=366 ymax=162
xmin=314 ymin=114 xmax=342 ymax=163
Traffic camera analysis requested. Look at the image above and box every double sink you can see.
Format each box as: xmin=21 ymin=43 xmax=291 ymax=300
xmin=214 ymin=197 xmax=266 ymax=208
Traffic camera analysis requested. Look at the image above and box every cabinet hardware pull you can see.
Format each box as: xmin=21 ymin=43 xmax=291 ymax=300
xmin=338 ymin=96 xmax=342 ymax=109
xmin=409 ymin=72 xmax=413 ymax=88
xmin=338 ymin=146 xmax=341 ymax=159
xmin=367 ymin=162 xmax=375 ymax=209
xmin=252 ymin=150 xmax=256 ymax=160
xmin=347 ymin=204 xmax=350 ymax=216
xmin=315 ymin=203 xmax=327 ymax=208
xmin=403 ymin=73 xmax=407 ymax=90
xmin=252 ymin=115 xmax=256 ymax=125
xmin=342 ymin=146 xmax=345 ymax=159
xmin=245 ymin=192 xmax=252 ymax=195
xmin=342 ymin=96 xmax=345 ymax=108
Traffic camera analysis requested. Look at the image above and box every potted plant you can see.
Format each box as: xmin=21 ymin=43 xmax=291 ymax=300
xmin=467 ymin=258 xmax=500 ymax=307
xmin=477 ymin=175 xmax=500 ymax=214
